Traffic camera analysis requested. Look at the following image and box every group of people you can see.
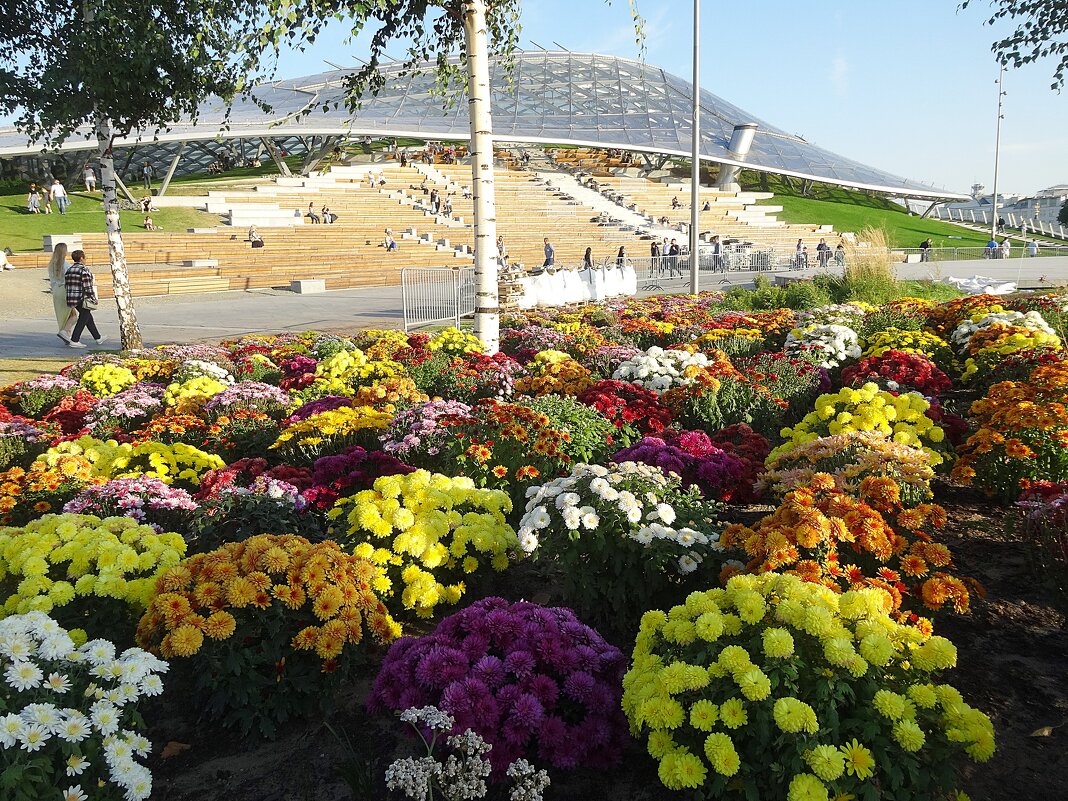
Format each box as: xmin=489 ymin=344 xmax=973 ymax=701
xmin=26 ymin=179 xmax=71 ymax=215
xmin=46 ymin=243 xmax=107 ymax=349
xmin=794 ymin=237 xmax=845 ymax=269
xmin=984 ymin=237 xmax=1041 ymax=258
xmin=305 ymin=203 xmax=339 ymax=224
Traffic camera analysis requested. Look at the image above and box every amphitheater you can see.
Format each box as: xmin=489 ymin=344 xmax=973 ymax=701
xmin=0 ymin=51 xmax=965 ymax=300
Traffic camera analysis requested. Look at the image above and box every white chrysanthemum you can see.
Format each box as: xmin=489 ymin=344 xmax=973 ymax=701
xmin=18 ymin=723 xmax=51 ymax=752
xmin=23 ymin=702 xmax=62 ymax=732
xmin=66 ymin=755 xmax=90 ymax=777
xmin=580 ymin=510 xmax=600 ymax=530
xmin=0 ymin=713 xmax=25 ymax=748
xmin=89 ymin=700 xmax=120 ymax=736
xmin=527 ymin=506 xmax=551 ymax=530
xmin=61 ymin=786 xmax=88 ymax=801
xmin=46 ymin=672 xmax=72 ymax=693
xmin=57 ymin=713 xmax=91 ymax=743
xmin=654 ymin=503 xmax=676 ymax=525
xmin=83 ymin=640 xmax=116 ymax=666
xmin=138 ymin=675 xmax=164 ymax=697
xmin=5 ymin=661 xmax=44 ymax=691
xmin=38 ymin=634 xmax=75 ymax=660
xmin=555 ymin=492 xmax=580 ymax=509
xmin=678 ymin=555 xmax=699 ymax=574
xmin=0 ymin=632 xmax=34 ymax=661
xmin=561 ymin=506 xmax=582 ymax=531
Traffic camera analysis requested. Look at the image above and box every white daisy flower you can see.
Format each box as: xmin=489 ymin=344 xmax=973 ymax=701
xmin=0 ymin=713 xmax=25 ymax=748
xmin=46 ymin=672 xmax=71 ymax=693
xmin=18 ymin=723 xmax=51 ymax=752
xmin=62 ymin=786 xmax=88 ymax=801
xmin=57 ymin=713 xmax=91 ymax=743
xmin=66 ymin=755 xmax=90 ymax=777
xmin=5 ymin=661 xmax=43 ymax=691
xmin=677 ymin=555 xmax=699 ymax=574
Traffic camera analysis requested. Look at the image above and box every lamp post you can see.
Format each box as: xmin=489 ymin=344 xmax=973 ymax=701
xmin=990 ymin=64 xmax=1005 ymax=240
xmin=689 ymin=0 xmax=701 ymax=294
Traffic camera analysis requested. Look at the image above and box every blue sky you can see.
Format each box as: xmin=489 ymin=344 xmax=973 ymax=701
xmin=271 ymin=0 xmax=1066 ymax=196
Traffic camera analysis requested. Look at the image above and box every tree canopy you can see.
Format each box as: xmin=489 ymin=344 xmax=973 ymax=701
xmin=963 ymin=0 xmax=1068 ymax=89
xmin=0 ymin=0 xmax=262 ymax=146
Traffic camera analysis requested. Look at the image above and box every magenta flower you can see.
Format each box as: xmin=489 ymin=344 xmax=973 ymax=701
xmin=369 ymin=597 xmax=627 ymax=775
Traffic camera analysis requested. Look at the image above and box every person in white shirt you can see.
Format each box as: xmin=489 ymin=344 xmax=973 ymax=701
xmin=1001 ymin=239 xmax=1012 ymax=259
xmin=83 ymin=165 xmax=96 ymax=192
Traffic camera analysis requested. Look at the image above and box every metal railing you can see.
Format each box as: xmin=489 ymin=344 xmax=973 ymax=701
xmin=893 ymin=246 xmax=1068 ymax=263
xmin=931 ymin=206 xmax=1068 ymax=239
xmin=401 ymin=266 xmax=476 ymax=331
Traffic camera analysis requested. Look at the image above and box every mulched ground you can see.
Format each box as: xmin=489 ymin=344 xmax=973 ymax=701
xmin=145 ymin=491 xmax=1068 ymax=801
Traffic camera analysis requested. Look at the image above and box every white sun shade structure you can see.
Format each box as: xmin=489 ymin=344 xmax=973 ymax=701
xmin=0 ymin=51 xmax=966 ymax=200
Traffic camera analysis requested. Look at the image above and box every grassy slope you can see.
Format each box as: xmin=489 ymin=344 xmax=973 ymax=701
xmin=741 ymin=175 xmax=991 ymax=248
xmin=0 ymin=191 xmax=218 ymax=252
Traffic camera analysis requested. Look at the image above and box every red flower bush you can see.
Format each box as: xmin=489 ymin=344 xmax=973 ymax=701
xmin=576 ymin=379 xmax=673 ymax=445
xmin=841 ymin=350 xmax=953 ymax=398
xmin=196 ymin=457 xmax=313 ymax=501
xmin=42 ymin=389 xmax=98 ymax=435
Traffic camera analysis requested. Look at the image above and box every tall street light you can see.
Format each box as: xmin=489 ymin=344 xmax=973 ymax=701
xmin=689 ymin=0 xmax=701 ymax=294
xmin=990 ymin=63 xmax=1005 ymax=241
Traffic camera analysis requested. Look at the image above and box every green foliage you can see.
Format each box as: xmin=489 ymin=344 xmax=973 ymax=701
xmin=190 ymin=493 xmax=324 ymax=552
xmin=523 ymin=394 xmax=616 ymax=464
xmin=1060 ymin=198 xmax=1068 ymax=227
xmin=0 ymin=1 xmax=262 ymax=146
xmin=962 ymin=0 xmax=1068 ymax=89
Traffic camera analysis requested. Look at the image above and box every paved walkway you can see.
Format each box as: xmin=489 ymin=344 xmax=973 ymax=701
xmin=3 ymin=256 xmax=1068 ymax=363
xmin=0 ymin=267 xmax=405 ymax=359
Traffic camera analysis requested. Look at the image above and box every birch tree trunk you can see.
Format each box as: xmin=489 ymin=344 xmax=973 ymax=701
xmin=462 ymin=0 xmax=500 ymax=354
xmin=95 ymin=113 xmax=143 ymax=349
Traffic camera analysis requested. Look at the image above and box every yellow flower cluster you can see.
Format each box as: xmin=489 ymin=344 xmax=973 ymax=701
xmin=360 ymin=329 xmax=412 ymax=361
xmin=514 ymin=351 xmax=593 ymax=397
xmin=330 ymin=470 xmax=517 ymax=617
xmin=271 ymin=405 xmax=392 ymax=457
xmin=427 ymin=326 xmax=484 ymax=355
xmin=0 ymin=513 xmax=186 ymax=615
xmin=37 ymin=437 xmax=224 ymax=486
xmin=136 ymin=534 xmax=400 ymax=661
xmin=772 ymin=384 xmax=946 ymax=467
xmin=79 ymin=364 xmax=137 ymax=398
xmin=622 ymin=573 xmax=995 ymax=798
xmin=351 ymin=376 xmax=429 ymax=414
xmin=311 ymin=349 xmax=405 ymax=395
xmin=163 ymin=376 xmax=229 ymax=414
xmin=863 ymin=329 xmax=955 ymax=366
xmin=124 ymin=358 xmax=179 ymax=383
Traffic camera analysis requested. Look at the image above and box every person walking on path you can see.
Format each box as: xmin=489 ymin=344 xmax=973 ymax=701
xmin=141 ymin=161 xmax=153 ymax=191
xmin=1028 ymin=239 xmax=1040 ymax=257
xmin=83 ymin=164 xmax=96 ymax=192
xmin=835 ymin=241 xmax=846 ymax=267
xmin=616 ymin=245 xmax=627 ymax=268
xmin=920 ymin=238 xmax=932 ymax=262
xmin=48 ymin=244 xmax=76 ymax=342
xmin=543 ymin=238 xmax=555 ymax=267
xmin=583 ymin=247 xmax=594 ymax=268
xmin=50 ymin=179 xmax=70 ymax=214
xmin=1001 ymin=239 xmax=1012 ymax=259
xmin=27 ymin=183 xmax=40 ymax=213
xmin=64 ymin=250 xmax=107 ymax=348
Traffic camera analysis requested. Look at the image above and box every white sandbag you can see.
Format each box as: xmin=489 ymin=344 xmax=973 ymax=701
xmin=515 ymin=276 xmax=537 ymax=309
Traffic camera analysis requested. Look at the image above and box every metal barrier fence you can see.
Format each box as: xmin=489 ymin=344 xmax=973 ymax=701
xmin=893 ymin=246 xmax=1068 ymax=262
xmin=401 ymin=266 xmax=476 ymax=331
xmin=931 ymin=206 xmax=1068 ymax=239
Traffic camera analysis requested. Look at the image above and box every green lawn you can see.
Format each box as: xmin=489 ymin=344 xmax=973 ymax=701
xmin=734 ymin=174 xmax=990 ymax=248
xmin=0 ymin=191 xmax=218 ymax=252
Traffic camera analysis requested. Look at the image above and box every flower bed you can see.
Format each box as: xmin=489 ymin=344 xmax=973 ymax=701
xmin=0 ymin=294 xmax=1038 ymax=798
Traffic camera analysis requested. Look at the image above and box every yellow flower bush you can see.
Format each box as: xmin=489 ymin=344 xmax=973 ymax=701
xmin=427 ymin=326 xmax=484 ymax=356
xmin=622 ymin=573 xmax=994 ymax=800
xmin=771 ymin=384 xmax=948 ymax=468
xmin=163 ymin=376 xmax=229 ymax=414
xmin=136 ymin=534 xmax=400 ymax=737
xmin=329 ymin=470 xmax=518 ymax=617
xmin=513 ymin=350 xmax=594 ymax=397
xmin=310 ymin=349 xmax=405 ymax=395
xmin=79 ymin=364 xmax=137 ymax=398
xmin=0 ymin=513 xmax=185 ymax=634
xmin=862 ymin=329 xmax=956 ymax=369
xmin=351 ymin=376 xmax=429 ymax=414
xmin=358 ymin=328 xmax=412 ymax=360
xmin=37 ymin=437 xmax=224 ymax=487
xmin=271 ymin=405 xmax=392 ymax=461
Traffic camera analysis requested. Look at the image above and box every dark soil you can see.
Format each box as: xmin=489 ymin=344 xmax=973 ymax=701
xmin=146 ymin=493 xmax=1068 ymax=801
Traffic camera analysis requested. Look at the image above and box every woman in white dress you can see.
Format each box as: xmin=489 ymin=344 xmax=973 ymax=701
xmin=48 ymin=244 xmax=75 ymax=342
